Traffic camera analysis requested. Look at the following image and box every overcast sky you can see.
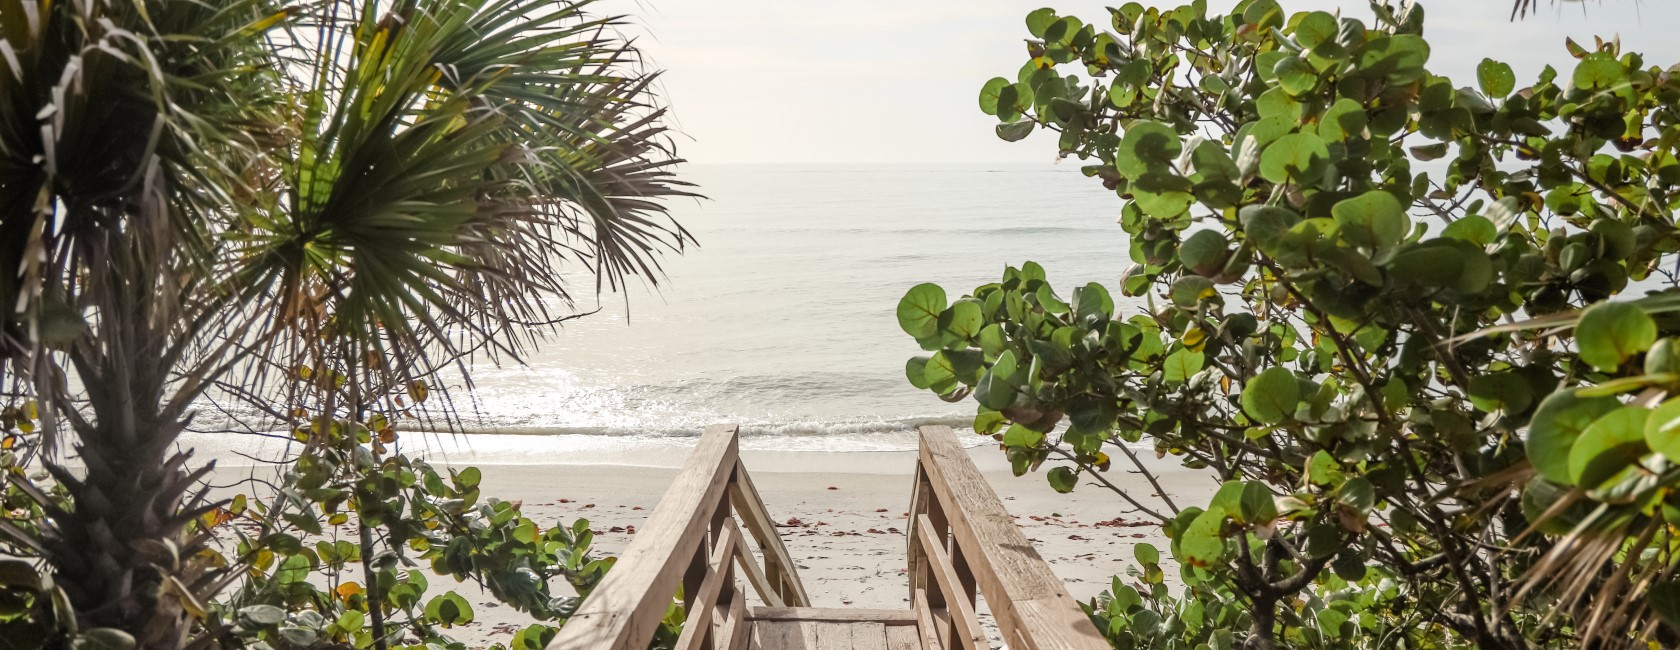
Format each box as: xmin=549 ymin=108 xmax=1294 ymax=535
xmin=604 ymin=1 xmax=1680 ymax=164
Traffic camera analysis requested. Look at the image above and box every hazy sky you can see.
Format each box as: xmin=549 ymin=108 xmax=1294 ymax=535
xmin=606 ymin=1 xmax=1680 ymax=164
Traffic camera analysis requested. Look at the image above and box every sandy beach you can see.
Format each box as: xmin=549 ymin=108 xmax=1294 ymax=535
xmin=432 ymin=443 xmax=1219 ymax=646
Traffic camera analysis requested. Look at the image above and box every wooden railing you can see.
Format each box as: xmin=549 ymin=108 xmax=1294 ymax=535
xmin=907 ymin=425 xmax=1108 ymax=650
xmin=546 ymin=424 xmax=810 ymax=650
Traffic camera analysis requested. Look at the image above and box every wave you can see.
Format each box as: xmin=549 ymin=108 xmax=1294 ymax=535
xmin=429 ymin=414 xmax=975 ymax=438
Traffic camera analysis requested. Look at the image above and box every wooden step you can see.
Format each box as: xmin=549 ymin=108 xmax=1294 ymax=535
xmin=746 ymin=607 xmax=921 ymax=650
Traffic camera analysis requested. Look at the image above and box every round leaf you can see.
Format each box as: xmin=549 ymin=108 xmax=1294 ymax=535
xmin=1259 ymin=132 xmax=1329 ymax=184
xmin=1477 ymin=58 xmax=1515 ymax=97
xmin=897 ymin=283 xmax=948 ymax=338
xmin=1576 ymin=301 xmax=1657 ymax=372
xmin=1331 ymin=191 xmax=1406 ymax=253
xmin=1242 ymin=367 xmax=1300 ymax=424
xmin=1526 ymin=390 xmax=1621 ymax=484
xmin=1567 ymin=406 xmax=1649 ymax=489
xmin=1116 ymin=121 xmax=1182 ymax=178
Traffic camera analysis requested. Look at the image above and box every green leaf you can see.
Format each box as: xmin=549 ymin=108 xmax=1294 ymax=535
xmin=897 ymin=283 xmax=948 ymax=338
xmin=1076 ymin=282 xmax=1114 ymax=321
xmin=1178 ymin=230 xmax=1229 ymax=276
xmin=976 ymin=350 xmax=1022 ymax=410
xmin=1047 ymin=466 xmax=1078 ymax=493
xmin=238 ymin=604 xmax=287 ymax=627
xmin=1649 ymin=581 xmax=1680 ymax=633
xmin=455 ymin=466 xmax=482 ymax=490
xmin=1644 ymin=398 xmax=1680 ymax=461
xmin=1181 ymin=508 xmax=1227 ymax=567
xmin=1171 ymin=276 xmax=1216 ymax=308
xmin=1337 ymin=477 xmax=1375 ymax=514
xmin=1307 ymin=450 xmax=1346 ymax=486
xmin=1242 ymin=367 xmax=1300 ymax=424
xmin=1318 ymin=98 xmax=1368 ymax=143
xmin=981 ymin=76 xmax=1001 ymax=115
xmin=1293 ymin=11 xmax=1338 ymax=50
xmin=1572 ymin=52 xmax=1624 ymax=90
xmin=1116 ymin=121 xmax=1182 ymax=178
xmin=1468 ymin=372 xmax=1534 ymax=414
xmin=1135 ymin=543 xmax=1160 ymax=566
xmin=1259 ymin=132 xmax=1329 ymax=184
xmin=1163 ymin=348 xmax=1205 ymax=382
xmin=1003 ymin=424 xmax=1045 ymax=448
xmin=1477 ymin=58 xmax=1515 ymax=97
xmin=996 ymin=120 xmax=1035 ymax=142
xmin=1576 ymin=301 xmax=1657 ymax=372
xmin=1239 ymin=205 xmax=1301 ymax=251
xmin=938 ymin=300 xmax=984 ymax=343
xmin=1240 ymin=481 xmax=1278 ymax=525
xmin=1331 ymin=191 xmax=1406 ymax=253
xmin=1527 ymin=390 xmax=1622 ymax=484
xmin=1026 ymin=8 xmax=1059 ymax=38
xmin=1442 ymin=215 xmax=1497 ymax=246
xmin=905 ymin=356 xmax=933 ymax=390
xmin=1273 ymin=56 xmax=1317 ymax=96
xmin=1568 ymin=406 xmax=1649 ymax=488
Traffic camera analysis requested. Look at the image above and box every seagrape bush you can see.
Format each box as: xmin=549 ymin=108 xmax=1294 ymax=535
xmin=899 ymin=1 xmax=1680 ymax=648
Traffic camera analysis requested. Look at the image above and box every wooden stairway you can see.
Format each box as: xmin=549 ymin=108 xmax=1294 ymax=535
xmin=546 ymin=424 xmax=1107 ymax=650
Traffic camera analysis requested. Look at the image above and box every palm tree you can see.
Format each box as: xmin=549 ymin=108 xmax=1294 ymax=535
xmin=0 ymin=0 xmax=691 ymax=647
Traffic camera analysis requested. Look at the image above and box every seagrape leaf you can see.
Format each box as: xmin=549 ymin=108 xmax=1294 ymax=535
xmin=1293 ymin=11 xmax=1338 ymax=50
xmin=976 ymin=350 xmax=1022 ymax=410
xmin=1239 ymin=205 xmax=1300 ymax=251
xmin=1181 ymin=508 xmax=1228 ymax=567
xmin=1047 ymin=466 xmax=1078 ymax=493
xmin=1477 ymin=58 xmax=1515 ymax=97
xmin=938 ymin=300 xmax=984 ymax=343
xmin=1259 ymin=132 xmax=1329 ymax=184
xmin=1318 ymin=98 xmax=1368 ymax=143
xmin=1572 ymin=52 xmax=1624 ymax=90
xmin=897 ymin=283 xmax=948 ymax=338
xmin=1331 ymin=191 xmax=1406 ymax=253
xmin=1003 ymin=423 xmax=1045 ymax=448
xmin=1242 ymin=367 xmax=1299 ymax=424
xmin=1025 ymin=7 xmax=1058 ymax=37
xmin=979 ymin=77 xmax=1009 ymax=115
xmin=1468 ymin=372 xmax=1533 ymax=414
xmin=1527 ymin=390 xmax=1621 ymax=484
xmin=1116 ymin=121 xmax=1182 ymax=178
xmin=1163 ymin=348 xmax=1205 ymax=382
xmin=1179 ymin=230 xmax=1229 ymax=276
xmin=1075 ymin=282 xmax=1113 ymax=321
xmin=1576 ymin=301 xmax=1656 ymax=372
xmin=1644 ymin=398 xmax=1680 ymax=461
xmin=1568 ymin=406 xmax=1649 ymax=489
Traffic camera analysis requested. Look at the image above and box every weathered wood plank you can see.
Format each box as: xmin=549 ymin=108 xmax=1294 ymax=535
xmin=748 ymin=607 xmax=917 ymax=624
xmin=916 ymin=425 xmax=1107 ymax=650
xmin=714 ymin=587 xmax=749 ymax=650
xmin=674 ymin=522 xmax=742 ymax=650
xmin=730 ymin=520 xmax=785 ymax=608
xmin=750 ymin=620 xmax=815 ymax=650
xmin=884 ymin=623 xmax=920 ymax=650
xmin=915 ymin=515 xmax=988 ymax=650
xmin=547 ymin=424 xmax=739 ymax=650
xmin=731 ymin=458 xmax=812 ymax=607
xmin=913 ymin=587 xmax=944 ymax=650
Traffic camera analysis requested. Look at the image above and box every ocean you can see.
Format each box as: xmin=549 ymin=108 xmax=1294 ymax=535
xmin=186 ymin=164 xmax=1142 ymax=465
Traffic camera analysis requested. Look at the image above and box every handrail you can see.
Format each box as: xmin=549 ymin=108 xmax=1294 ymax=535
xmin=908 ymin=425 xmax=1108 ymax=650
xmin=547 ymin=424 xmax=809 ymax=650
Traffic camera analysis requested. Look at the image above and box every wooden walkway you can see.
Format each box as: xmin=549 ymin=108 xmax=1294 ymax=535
xmin=546 ymin=424 xmax=1106 ymax=650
